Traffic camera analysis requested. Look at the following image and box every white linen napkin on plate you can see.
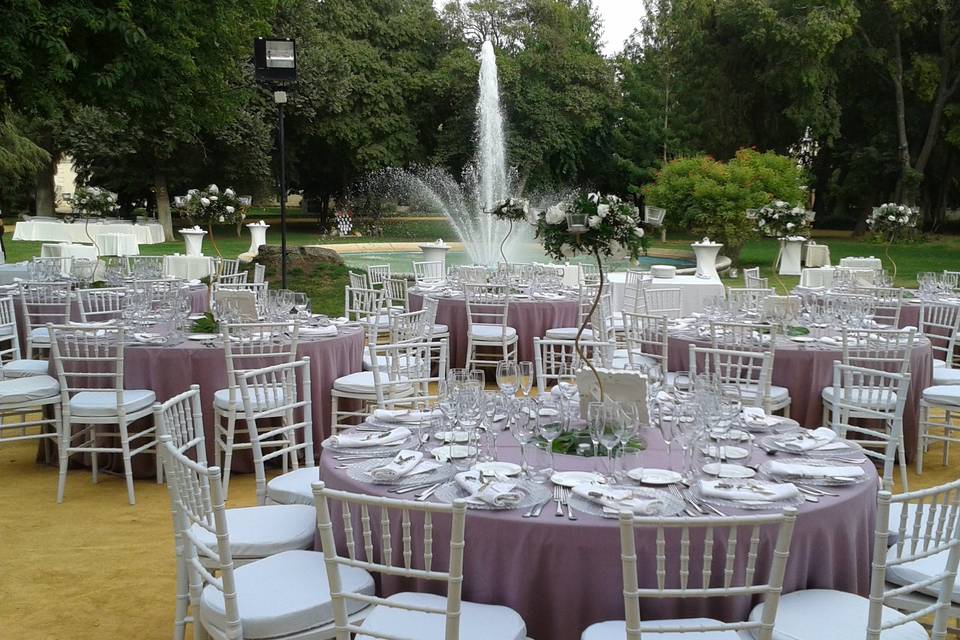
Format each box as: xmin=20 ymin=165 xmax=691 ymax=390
xmin=767 ymin=460 xmax=864 ymax=480
xmin=572 ymin=483 xmax=664 ymax=515
xmin=776 ymin=427 xmax=848 ymax=452
xmin=299 ymin=325 xmax=338 ymax=337
xmin=454 ymin=471 xmax=522 ymax=508
xmin=331 ymin=427 xmax=411 ymax=449
xmin=699 ymin=478 xmax=799 ymax=502
xmin=370 ymin=450 xmax=440 ymax=482
xmin=372 ymin=408 xmax=440 ymax=424
xmin=132 ymin=332 xmax=165 ymax=344
xmin=741 ymin=407 xmax=781 ymax=428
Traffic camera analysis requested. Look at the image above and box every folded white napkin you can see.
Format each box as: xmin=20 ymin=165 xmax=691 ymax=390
xmin=299 ymin=325 xmax=338 ymax=337
xmin=454 ymin=471 xmax=522 ymax=508
xmin=766 ymin=460 xmax=864 ymax=480
xmin=187 ymin=279 xmax=202 ymax=287
xmin=572 ymin=483 xmax=664 ymax=516
xmin=817 ymin=336 xmax=842 ymax=346
xmin=133 ymin=332 xmax=166 ymax=344
xmin=741 ymin=407 xmax=781 ymax=428
xmin=372 ymin=408 xmax=440 ymax=424
xmin=751 ymin=331 xmax=772 ymax=345
xmin=330 ymin=427 xmax=411 ymax=449
xmin=370 ymin=450 xmax=440 ymax=482
xmin=699 ymin=478 xmax=799 ymax=502
xmin=777 ymin=427 xmax=847 ymax=452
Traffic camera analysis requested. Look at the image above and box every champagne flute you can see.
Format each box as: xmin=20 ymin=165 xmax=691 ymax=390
xmin=597 ymin=405 xmax=621 ymax=483
xmin=616 ymin=402 xmax=639 ymax=481
xmin=496 ymin=360 xmax=519 ymax=397
xmin=536 ymin=398 xmax=564 ymax=474
xmin=518 ymin=361 xmax=534 ymax=397
xmin=587 ymin=401 xmax=605 ymax=475
xmin=511 ymin=397 xmax=537 ymax=476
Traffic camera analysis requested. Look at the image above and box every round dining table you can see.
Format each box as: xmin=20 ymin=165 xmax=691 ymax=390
xmin=408 ymin=290 xmax=579 ymax=368
xmin=667 ymin=330 xmax=932 ymax=461
xmin=319 ymin=432 xmax=878 ymax=640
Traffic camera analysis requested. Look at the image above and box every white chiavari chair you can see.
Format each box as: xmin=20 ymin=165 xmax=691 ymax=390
xmin=727 ymin=287 xmax=775 ymax=314
xmin=331 ymin=339 xmax=448 ymax=433
xmin=161 ymin=435 xmax=375 ymax=640
xmin=742 ymin=266 xmax=760 ymax=287
xmin=582 ymin=508 xmax=797 ymax=640
xmin=238 ymin=358 xmax=318 ymax=506
xmin=413 ymin=260 xmax=444 ymax=285
xmin=620 ymin=269 xmax=652 ymax=317
xmin=745 ymin=273 xmax=769 ymax=289
xmin=19 ymin=281 xmax=72 ymax=359
xmin=367 ymin=265 xmax=391 ymax=289
xmin=643 ymin=205 xmax=666 ymax=228
xmin=344 ymin=286 xmax=391 ymax=335
xmin=689 ymin=344 xmax=776 ymax=411
xmin=213 ymin=281 xmax=269 ymax=320
xmin=252 ymin=263 xmax=266 ymax=284
xmin=49 ymin=324 xmax=157 ymax=504
xmin=533 ymin=337 xmax=613 ymax=395
xmin=385 ymin=275 xmax=410 ymax=312
xmin=579 ymin=262 xmax=601 ymax=285
xmin=214 ymin=322 xmax=300 ymax=496
xmin=156 ymin=386 xmax=318 ymax=640
xmin=218 ymin=257 xmax=241 ymax=277
xmin=77 ymin=287 xmax=126 ymax=323
xmin=918 ymin=384 xmax=960 ymax=476
xmin=644 ymin=287 xmax=683 ymax=320
xmin=710 ymin=320 xmax=791 ymax=416
xmin=921 ymin=301 xmax=960 ymax=378
xmin=546 ymin=282 xmax=609 ymax=341
xmin=421 ymin=296 xmax=449 ymax=342
xmin=125 ymin=255 xmax=165 ymax=279
xmin=456 ymin=265 xmax=487 ymax=284
xmin=0 ymin=295 xmax=48 ymax=378
xmin=830 ymin=363 xmax=910 ymax=491
xmin=31 ymin=256 xmax=71 ymax=280
xmin=464 ymin=283 xmax=517 ymax=368
xmin=313 ymin=482 xmax=529 ymax=640
xmin=621 ymin=312 xmax=669 ymax=376
xmin=218 ymin=271 xmax=249 ymax=285
xmin=349 ymin=271 xmax=369 ymax=289
xmin=749 ymin=483 xmax=960 ymax=640
xmin=852 ymin=286 xmax=904 ymax=327
xmin=916 ymin=303 xmax=960 ymax=473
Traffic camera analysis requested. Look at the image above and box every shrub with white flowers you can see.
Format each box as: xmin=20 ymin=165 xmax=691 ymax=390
xmin=536 ymin=192 xmax=648 ymax=262
xmin=755 ymin=200 xmax=810 ymax=238
xmin=178 ymin=184 xmax=246 ymax=226
xmin=867 ymin=203 xmax=917 ymax=242
xmin=66 ymin=186 xmax=120 ymax=217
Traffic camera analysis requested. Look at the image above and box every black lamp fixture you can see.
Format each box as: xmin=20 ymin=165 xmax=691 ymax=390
xmin=254 ymin=37 xmax=297 ymax=288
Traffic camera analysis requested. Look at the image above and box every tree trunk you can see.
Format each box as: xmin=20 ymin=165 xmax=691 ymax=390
xmin=35 ymin=156 xmax=56 ymax=217
xmin=891 ymin=28 xmax=913 ymax=204
xmin=154 ymin=172 xmax=174 ymax=241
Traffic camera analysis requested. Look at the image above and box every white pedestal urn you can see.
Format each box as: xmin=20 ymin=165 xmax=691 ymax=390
xmin=246 ymin=221 xmax=270 ymax=257
xmin=418 ymin=240 xmax=450 ymax=271
xmin=778 ymin=236 xmax=806 ymax=276
xmin=690 ymin=238 xmax=723 ymax=280
xmin=179 ymin=227 xmax=207 ymax=257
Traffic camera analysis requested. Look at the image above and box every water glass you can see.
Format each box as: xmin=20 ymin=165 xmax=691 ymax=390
xmin=496 ymin=360 xmax=519 ymax=397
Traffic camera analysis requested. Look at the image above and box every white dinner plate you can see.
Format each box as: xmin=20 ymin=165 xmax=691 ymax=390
xmin=433 ymin=431 xmax=470 ymax=443
xmin=708 ymin=428 xmax=751 ymax=442
xmin=187 ymin=333 xmax=219 ymax=341
xmin=701 ymin=463 xmax=756 ymax=478
xmin=551 ymin=471 xmax=605 ymax=487
xmin=699 ymin=445 xmax=749 ymax=460
xmin=474 ymin=461 xmax=522 ymax=477
xmin=789 ymin=336 xmax=816 ymax=343
xmin=626 ymin=468 xmax=682 ymax=485
xmin=431 ymin=445 xmax=477 ymax=461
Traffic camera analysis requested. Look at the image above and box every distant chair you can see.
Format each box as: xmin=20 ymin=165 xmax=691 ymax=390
xmin=644 ymin=205 xmax=667 ymax=241
xmin=643 ymin=288 xmax=683 ymax=320
xmin=412 ymin=261 xmax=444 ymax=285
xmin=366 ymin=264 xmax=391 ymax=289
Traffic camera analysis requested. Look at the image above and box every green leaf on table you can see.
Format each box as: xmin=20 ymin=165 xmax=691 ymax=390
xmin=190 ymin=312 xmax=219 ymax=334
xmin=785 ymin=326 xmax=810 ymax=337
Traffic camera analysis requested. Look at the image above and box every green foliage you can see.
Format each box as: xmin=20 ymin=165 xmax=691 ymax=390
xmin=644 ymin=149 xmax=805 ymax=263
xmin=190 ymin=312 xmax=219 ymax=334
xmin=536 ymin=192 xmax=647 ymax=263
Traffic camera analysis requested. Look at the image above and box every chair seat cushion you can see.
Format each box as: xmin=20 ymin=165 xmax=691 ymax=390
xmin=2 ymin=359 xmax=50 ymax=378
xmin=933 ymin=359 xmax=947 ymax=369
xmin=333 ymin=371 xmax=410 ymax=395
xmin=267 ymin=467 xmax=319 ymax=506
xmin=0 ymin=374 xmax=59 ymax=404
xmin=69 ymin=389 xmax=156 ymax=417
xmin=355 ymin=592 xmax=526 ymax=640
xmin=545 ymin=327 xmax=582 ymax=340
xmin=582 ymin=618 xmax=753 ymax=639
xmin=213 ymin=386 xmax=284 ymax=411
xmin=192 ymin=504 xmax=316 ymax=559
xmin=428 ymin=323 xmax=449 ymax=336
xmin=748 ymin=589 xmax=927 ymax=640
xmin=932 ymin=367 xmax=960 ymax=386
xmin=29 ymin=327 xmax=50 ymax=343
xmin=886 ymin=544 xmax=960 ymax=603
xmin=739 ymin=384 xmax=790 ymax=404
xmin=469 ymin=324 xmax=517 ymax=341
xmin=200 ymin=550 xmax=374 ymax=640
xmin=922 ymin=385 xmax=960 ymax=407
xmin=821 ymin=386 xmax=898 ymax=409
xmin=0 ymin=324 xmax=14 ymax=337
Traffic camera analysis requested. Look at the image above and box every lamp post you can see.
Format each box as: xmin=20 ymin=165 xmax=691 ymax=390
xmin=254 ymin=37 xmax=297 ymax=288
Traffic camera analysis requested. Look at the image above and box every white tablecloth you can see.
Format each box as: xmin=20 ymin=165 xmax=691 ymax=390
xmin=94 ymin=233 xmax=139 ymax=256
xmin=13 ymin=220 xmax=165 ymax=244
xmin=608 ymin=272 xmax=725 ymax=315
xmin=164 ymin=255 xmax=214 ymax=279
xmin=0 ymin=263 xmax=30 ymax=285
xmin=799 ymin=266 xmax=836 ymax=288
xmin=40 ymin=243 xmax=99 ymax=260
xmin=838 ymin=256 xmax=882 ymax=270
xmin=804 ymin=243 xmax=831 ymax=267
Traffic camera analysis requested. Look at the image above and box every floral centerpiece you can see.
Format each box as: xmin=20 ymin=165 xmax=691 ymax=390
xmin=536 ymin=192 xmax=647 ymax=400
xmin=867 ymin=203 xmax=918 ymax=277
xmin=65 ymin=185 xmax=121 ymax=252
xmin=755 ymin=200 xmax=811 ymax=238
xmin=490 ymin=197 xmax=530 ymax=262
xmin=177 ymin=184 xmax=247 ymax=258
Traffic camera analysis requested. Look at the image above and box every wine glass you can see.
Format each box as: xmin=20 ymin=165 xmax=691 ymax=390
xmin=536 ymin=397 xmax=564 ymax=474
xmin=556 ymin=364 xmax=578 ymax=402
xmin=291 ymin=292 xmax=310 ymax=318
xmin=496 ymin=361 xmax=519 ymax=397
xmin=616 ymin=402 xmax=640 ymax=481
xmin=597 ymin=404 xmax=621 ymax=483
xmin=587 ymin=401 xmax=605 ymax=475
xmin=518 ymin=361 xmax=534 ymax=397
xmin=511 ymin=397 xmax=538 ymax=476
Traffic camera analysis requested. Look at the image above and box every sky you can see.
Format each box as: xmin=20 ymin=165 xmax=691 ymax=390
xmin=433 ymin=1 xmax=647 ymax=56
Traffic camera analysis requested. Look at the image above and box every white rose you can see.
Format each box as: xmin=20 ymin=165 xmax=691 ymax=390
xmin=545 ymin=205 xmax=566 ymax=225
xmin=184 ymin=194 xmax=192 ymax=202
xmin=218 ymin=215 xmax=225 ymax=222
xmin=200 ymin=197 xmax=211 ymax=206
xmin=597 ymin=204 xmax=610 ymax=218
xmin=521 ymin=200 xmax=529 ymax=214
xmin=209 ymin=195 xmax=218 ymax=202
xmin=587 ymin=215 xmax=601 ymax=228
xmin=226 ymin=206 xmax=235 ymax=214
xmin=224 ymin=188 xmax=235 ymax=197
xmin=607 ymin=194 xmax=620 ymax=204
xmin=887 ymin=215 xmax=896 ymax=221
xmin=634 ymin=226 xmax=645 ymax=238
xmin=786 ymin=222 xmax=795 ymax=230
xmin=207 ymin=184 xmax=219 ymax=195
xmin=587 ymin=192 xmax=600 ymax=203
xmin=791 ymin=207 xmax=804 ymax=215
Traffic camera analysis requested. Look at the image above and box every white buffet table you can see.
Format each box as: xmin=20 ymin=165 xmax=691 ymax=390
xmin=164 ymin=255 xmax=214 ymax=279
xmin=608 ymin=272 xmax=725 ymax=315
xmin=94 ymin=233 xmax=139 ymax=256
xmin=13 ymin=219 xmax=165 ymax=244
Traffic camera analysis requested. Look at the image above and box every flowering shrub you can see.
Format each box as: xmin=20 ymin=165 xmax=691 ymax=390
xmin=67 ymin=186 xmax=120 ymax=217
xmin=490 ymin=197 xmax=530 ymax=223
xmin=178 ymin=184 xmax=246 ymax=226
xmin=867 ymin=203 xmax=917 ymax=242
xmin=755 ymin=200 xmax=811 ymax=238
xmin=536 ymin=192 xmax=647 ymax=262
xmin=335 ymin=210 xmax=353 ymax=236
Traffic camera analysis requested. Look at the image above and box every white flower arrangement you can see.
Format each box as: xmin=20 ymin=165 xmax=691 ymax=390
xmin=66 ymin=185 xmax=121 ymax=217
xmin=537 ymin=192 xmax=647 ymax=262
xmin=867 ymin=203 xmax=917 ymax=241
xmin=178 ymin=184 xmax=246 ymax=226
xmin=755 ymin=200 xmax=810 ymax=238
xmin=490 ymin=197 xmax=530 ymax=223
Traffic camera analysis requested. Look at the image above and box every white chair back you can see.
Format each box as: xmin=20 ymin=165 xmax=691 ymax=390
xmin=709 ymin=321 xmax=779 ymax=353
xmin=154 ymin=384 xmax=207 ymax=463
xmin=644 ymin=287 xmax=683 ymax=319
xmin=221 ymin=322 xmax=300 ymax=399
xmin=367 ymin=340 xmax=449 ymax=409
xmin=742 ymin=266 xmax=760 ymax=287
xmin=532 ymin=337 xmax=613 ymax=394
xmin=253 ymin=263 xmax=266 ymax=284
xmin=19 ymin=281 xmax=73 ymax=343
xmin=852 ymin=286 xmax=904 ymax=326
xmin=348 ymin=271 xmax=369 ymax=289
xmin=389 ymin=308 xmax=428 ymax=343
xmin=367 ymin=265 xmax=391 ymax=288
xmin=840 ymin=327 xmax=916 ymax=375
xmin=217 ymin=271 xmax=249 ymax=285
xmin=0 ymin=296 xmax=23 ymax=362
xmin=616 ymin=508 xmax=797 ymax=640
xmin=727 ymin=287 xmax=774 ymax=314
xmin=48 ymin=324 xmax=126 ymax=404
xmin=643 ymin=205 xmax=666 ymax=227
xmin=313 ymin=482 xmax=468 ymax=640
xmin=579 ymin=263 xmax=601 ymax=285
xmin=238 ymin=358 xmax=315 ymax=505
xmin=344 ymin=286 xmax=387 ymax=325
xmin=125 ymin=255 xmax=165 ymax=279
xmin=622 ymin=312 xmax=668 ymax=376
xmin=77 ymin=287 xmax=126 ymax=323
xmin=385 ymin=276 xmax=409 ymax=311
xmin=218 ymin=257 xmax=241 ymax=276
xmin=920 ymin=302 xmax=960 ymax=368
xmin=413 ymin=261 xmax=444 ymax=284
xmin=464 ymin=283 xmax=510 ymax=333
xmin=688 ymin=344 xmax=774 ymax=408
xmin=622 ymin=270 xmax=652 ymax=315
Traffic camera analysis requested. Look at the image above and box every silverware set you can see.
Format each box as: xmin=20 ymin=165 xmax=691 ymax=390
xmin=552 ymin=485 xmax=577 ymax=520
xmin=670 ymin=483 xmax=726 ymax=516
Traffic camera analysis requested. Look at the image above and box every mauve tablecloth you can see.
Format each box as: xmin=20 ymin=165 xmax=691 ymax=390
xmin=667 ymin=334 xmax=932 ymax=460
xmin=52 ymin=327 xmax=364 ymax=477
xmin=408 ymin=292 xmax=578 ymax=367
xmin=319 ymin=432 xmax=877 ymax=640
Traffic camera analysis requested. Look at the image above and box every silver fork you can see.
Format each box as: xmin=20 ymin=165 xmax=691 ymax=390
xmin=554 ymin=485 xmax=564 ymax=517
xmin=561 ymin=487 xmax=577 ymax=521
